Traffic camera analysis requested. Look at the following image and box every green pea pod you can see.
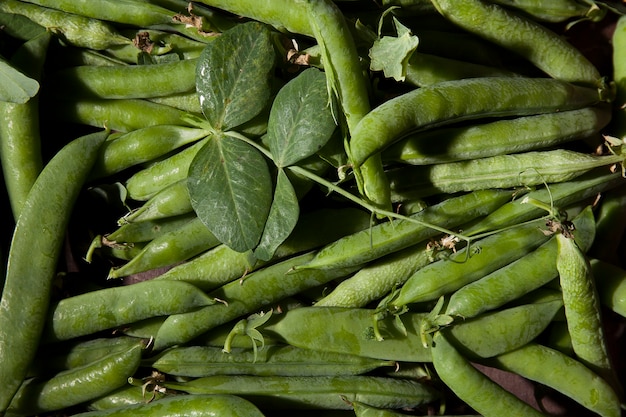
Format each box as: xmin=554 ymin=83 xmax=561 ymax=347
xmin=91 ymin=125 xmax=210 ymax=178
xmin=296 ymin=189 xmax=511 ymax=271
xmin=125 ymin=138 xmax=208 ymax=201
xmin=387 ymin=149 xmax=623 ymax=200
xmin=122 ymin=179 xmax=193 ymax=223
xmin=49 ymin=58 xmax=198 ymax=100
xmin=0 ymin=130 xmax=107 ymax=411
xmin=404 ymin=51 xmax=522 ymax=87
xmin=107 ymin=216 xmax=221 ymax=279
xmin=490 ymin=0 xmax=603 ymax=23
xmin=42 ymin=280 xmax=216 ymax=342
xmin=31 ymin=336 xmax=144 ymax=375
xmin=592 ymin=258 xmax=626 ymax=318
xmin=163 ymin=375 xmax=440 ymax=410
xmin=431 ymin=330 xmax=547 ymax=417
xmin=349 ymin=77 xmax=603 ymax=169
xmin=350 ymin=399 xmax=479 ymax=417
xmin=383 ymin=106 xmax=611 ymax=166
xmin=589 ymin=184 xmax=626 ymax=264
xmin=6 ymin=340 xmax=144 ymax=416
xmin=556 ymin=231 xmax=616 ymax=387
xmin=51 ymin=98 xmax=196 ymax=133
xmin=485 ymin=343 xmax=621 ymax=417
xmin=446 ymin=205 xmax=596 ymax=318
xmin=74 ymin=394 xmax=266 ymax=417
xmin=430 ymin=0 xmax=601 ymax=84
xmin=0 ymin=31 xmax=51 ymax=220
xmin=389 ymin=219 xmax=550 ymax=308
xmin=85 ymin=385 xmax=165 ymax=411
xmin=107 ymin=212 xmax=197 ymax=243
xmin=155 ymin=207 xmax=372 ymax=291
xmin=446 ymin=289 xmax=564 ymax=359
xmin=21 ymin=0 xmax=177 ymax=27
xmin=152 ymin=252 xmax=359 ymax=351
xmin=149 ymin=345 xmax=395 ymax=377
xmin=263 ymin=296 xmax=557 ymax=363
xmin=0 ymin=0 xmax=131 ymax=49
xmin=314 ymin=241 xmax=433 ymax=308
xmin=463 ymin=169 xmax=624 ymax=236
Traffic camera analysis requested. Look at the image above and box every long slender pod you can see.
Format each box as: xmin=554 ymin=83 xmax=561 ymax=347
xmin=0 ymin=32 xmax=50 ymax=219
xmin=429 ymin=0 xmax=602 ymax=85
xmin=431 ymin=330 xmax=548 ymax=417
xmin=42 ymin=280 xmax=216 ymax=342
xmin=0 ymin=0 xmax=132 ymax=50
xmin=5 ymin=341 xmax=144 ymax=416
xmin=296 ymin=189 xmax=511 ymax=271
xmin=73 ymin=394 xmax=266 ymax=417
xmin=50 ymin=98 xmax=197 ymax=133
xmin=349 ymin=77 xmax=604 ymax=169
xmin=0 ymin=130 xmax=108 ymax=411
xmin=152 ymin=252 xmax=359 ymax=350
xmin=19 ymin=0 xmax=177 ymax=27
xmin=446 ymin=205 xmax=596 ymax=318
xmin=162 ymin=375 xmax=440 ymax=410
xmin=383 ymin=106 xmax=611 ymax=165
xmin=556 ymin=230 xmax=621 ymax=394
xmin=387 ymin=149 xmax=622 ymax=200
xmin=485 ymin=343 xmax=622 ymax=417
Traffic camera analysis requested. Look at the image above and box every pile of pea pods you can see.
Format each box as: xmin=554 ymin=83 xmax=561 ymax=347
xmin=3 ymin=0 xmax=626 ymax=416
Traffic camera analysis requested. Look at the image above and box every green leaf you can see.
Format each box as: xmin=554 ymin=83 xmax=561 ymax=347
xmin=267 ymin=68 xmax=337 ymax=168
xmin=254 ymin=169 xmax=300 ymax=261
xmin=369 ymin=17 xmax=419 ymax=82
xmin=188 ymin=133 xmax=272 ymax=252
xmin=0 ymin=55 xmax=39 ymax=103
xmin=196 ymin=21 xmax=275 ymax=131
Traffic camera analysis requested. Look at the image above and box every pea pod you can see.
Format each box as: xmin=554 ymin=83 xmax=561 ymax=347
xmin=42 ymin=280 xmax=216 ymax=342
xmin=162 ymin=375 xmax=440 ymax=410
xmin=52 ymin=98 xmax=195 ymax=133
xmin=125 ymin=138 xmax=208 ymax=201
xmin=74 ymin=394 xmax=266 ymax=417
xmin=149 ymin=345 xmax=395 ymax=377
xmin=388 ymin=219 xmax=550 ymax=308
xmin=463 ymin=169 xmax=624 ymax=236
xmin=85 ymin=385 xmax=165 ymax=411
xmin=6 ymin=340 xmax=144 ymax=416
xmin=556 ymin=231 xmax=616 ymax=385
xmin=430 ymin=0 xmax=601 ymax=84
xmin=296 ymin=189 xmax=511 ymax=271
xmin=107 ymin=212 xmax=197 ymax=243
xmin=349 ymin=77 xmax=603 ymax=169
xmin=485 ymin=343 xmax=621 ymax=417
xmin=314 ymin=241 xmax=433 ymax=308
xmin=387 ymin=149 xmax=623 ymax=200
xmin=155 ymin=207 xmax=372 ymax=291
xmin=446 ymin=205 xmax=596 ymax=318
xmin=152 ymin=251 xmax=359 ymax=350
xmin=107 ymin=216 xmax=221 ymax=279
xmin=91 ymin=125 xmax=210 ymax=178
xmin=122 ymin=179 xmax=193 ymax=223
xmin=592 ymin=258 xmax=626 ymax=318
xmin=49 ymin=58 xmax=198 ymax=100
xmin=383 ymin=106 xmax=611 ymax=166
xmin=263 ymin=297 xmax=559 ymax=362
xmin=0 ymin=0 xmax=131 ymax=49
xmin=431 ymin=330 xmax=547 ymax=417
xmin=0 ymin=130 xmax=107 ymax=411
xmin=21 ymin=0 xmax=177 ymax=27
xmin=445 ymin=289 xmax=564 ymax=359
xmin=0 ymin=31 xmax=50 ymax=219
xmin=32 ymin=336 xmax=144 ymax=375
